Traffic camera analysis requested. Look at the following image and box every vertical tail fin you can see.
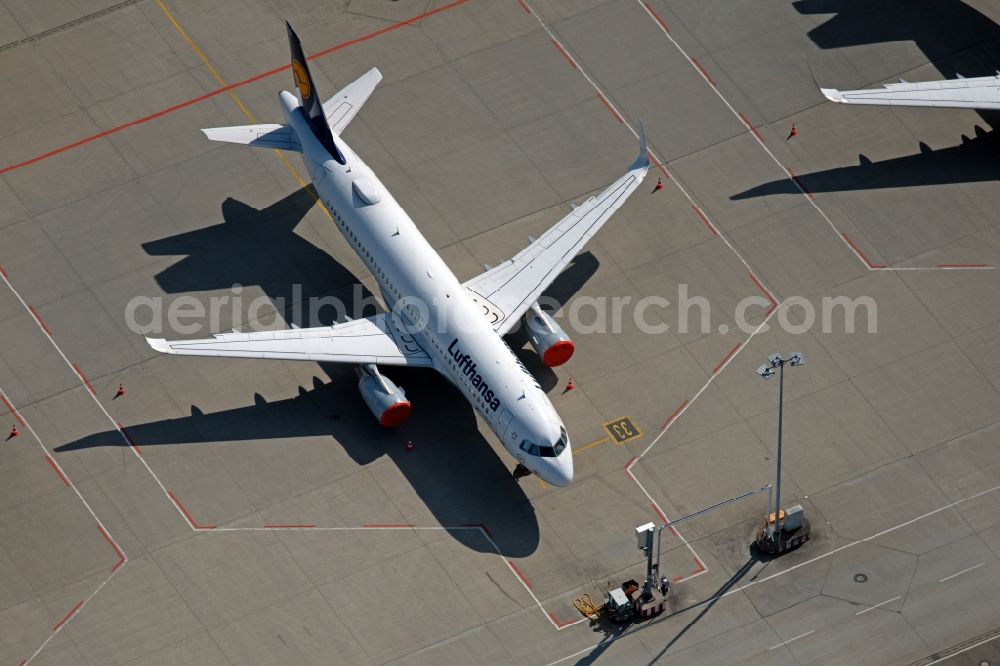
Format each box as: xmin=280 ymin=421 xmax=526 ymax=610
xmin=285 ymin=22 xmax=346 ymax=164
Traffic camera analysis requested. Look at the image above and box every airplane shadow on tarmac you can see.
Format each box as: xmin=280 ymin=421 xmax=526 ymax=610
xmin=58 ymin=187 xmax=598 ymax=558
xmin=733 ymin=0 xmax=1000 ymax=199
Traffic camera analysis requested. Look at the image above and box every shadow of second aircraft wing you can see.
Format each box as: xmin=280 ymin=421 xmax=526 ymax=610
xmin=732 ymin=126 xmax=1000 ymax=199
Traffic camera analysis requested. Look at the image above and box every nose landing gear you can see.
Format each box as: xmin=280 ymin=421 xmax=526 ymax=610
xmin=512 ymin=463 xmax=532 ymax=481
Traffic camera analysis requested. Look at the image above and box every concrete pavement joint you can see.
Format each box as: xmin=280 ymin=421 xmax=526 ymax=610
xmin=0 ymin=388 xmax=128 ymax=664
xmin=636 ymin=0 xmax=994 ymax=271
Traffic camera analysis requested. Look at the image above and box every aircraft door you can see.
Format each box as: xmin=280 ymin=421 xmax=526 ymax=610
xmin=497 ymin=408 xmax=514 ymax=440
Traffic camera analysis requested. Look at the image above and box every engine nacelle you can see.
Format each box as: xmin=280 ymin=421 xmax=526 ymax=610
xmin=357 ymin=365 xmax=411 ymax=427
xmin=525 ymin=307 xmax=575 ymax=367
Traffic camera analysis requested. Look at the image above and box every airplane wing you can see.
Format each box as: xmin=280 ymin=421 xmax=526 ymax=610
xmin=462 ymin=128 xmax=649 ymax=335
xmin=201 ymin=124 xmax=302 ymax=151
xmin=821 ymin=74 xmax=1000 ymax=110
xmin=323 ymin=67 xmax=382 ymax=134
xmin=146 ymin=312 xmax=433 ymax=367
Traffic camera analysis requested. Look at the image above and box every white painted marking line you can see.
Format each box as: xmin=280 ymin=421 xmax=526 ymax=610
xmin=0 ymin=387 xmax=126 ymax=665
xmin=924 ymin=631 xmax=1000 ymax=665
xmin=635 ymin=0 xmax=993 ymax=271
xmin=769 ymin=629 xmax=815 ymax=650
xmin=855 ymin=595 xmax=901 ymax=615
xmin=546 ymin=482 xmax=1000 ymax=665
xmin=0 ymin=271 xmax=192 ymax=530
xmin=939 ymin=562 xmax=985 ymax=583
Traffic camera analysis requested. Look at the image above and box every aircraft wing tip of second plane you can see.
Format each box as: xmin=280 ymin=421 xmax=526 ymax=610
xmin=145 ymin=337 xmax=170 ymax=353
xmin=820 ymin=87 xmax=845 ymax=103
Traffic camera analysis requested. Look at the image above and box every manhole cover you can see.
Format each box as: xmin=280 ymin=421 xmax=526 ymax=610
xmin=854 ymin=573 xmax=868 ymax=583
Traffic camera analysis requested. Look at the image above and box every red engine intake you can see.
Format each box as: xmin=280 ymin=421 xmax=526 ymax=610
xmin=525 ymin=307 xmax=575 ymax=367
xmin=357 ymin=365 xmax=411 ymax=427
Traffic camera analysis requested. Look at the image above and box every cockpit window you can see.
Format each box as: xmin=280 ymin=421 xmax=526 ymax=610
xmin=520 ymin=427 xmax=568 ymax=458
xmin=553 ymin=426 xmax=568 ymax=455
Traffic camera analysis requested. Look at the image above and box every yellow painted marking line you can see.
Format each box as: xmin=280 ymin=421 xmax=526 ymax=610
xmin=153 ymin=0 xmax=327 ymax=214
xmin=574 ymin=437 xmax=609 ymax=455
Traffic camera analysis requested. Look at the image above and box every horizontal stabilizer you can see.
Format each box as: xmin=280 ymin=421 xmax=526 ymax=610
xmin=323 ymin=67 xmax=383 ymax=134
xmin=201 ymin=124 xmax=301 ymax=152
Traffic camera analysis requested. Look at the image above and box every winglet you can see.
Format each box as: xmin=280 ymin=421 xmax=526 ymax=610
xmin=630 ymin=119 xmax=649 ymax=171
xmin=146 ymin=337 xmax=171 ymax=353
xmin=820 ymin=87 xmax=845 ymax=103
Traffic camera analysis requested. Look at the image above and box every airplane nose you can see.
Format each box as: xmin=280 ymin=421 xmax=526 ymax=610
xmin=540 ymin=448 xmax=573 ymax=486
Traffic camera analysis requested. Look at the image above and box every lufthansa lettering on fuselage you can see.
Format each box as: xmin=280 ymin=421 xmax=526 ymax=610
xmin=448 ymin=338 xmax=501 ymax=411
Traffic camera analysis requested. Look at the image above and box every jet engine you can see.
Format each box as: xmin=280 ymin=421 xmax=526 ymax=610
xmin=357 ymin=364 xmax=411 ymax=427
xmin=525 ymin=305 xmax=575 ymax=367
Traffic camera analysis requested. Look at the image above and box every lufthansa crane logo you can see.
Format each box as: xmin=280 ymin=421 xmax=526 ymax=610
xmin=292 ymin=60 xmax=311 ymax=99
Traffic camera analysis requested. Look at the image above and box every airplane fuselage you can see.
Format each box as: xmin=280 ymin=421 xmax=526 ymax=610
xmin=279 ymin=91 xmax=573 ymax=485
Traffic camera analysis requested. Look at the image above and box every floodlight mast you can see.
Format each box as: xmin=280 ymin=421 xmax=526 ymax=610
xmin=756 ymin=353 xmax=804 ymax=542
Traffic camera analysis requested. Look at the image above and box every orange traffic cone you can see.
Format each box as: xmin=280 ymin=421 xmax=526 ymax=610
xmin=563 ymin=378 xmax=575 ymax=394
xmin=786 ymin=124 xmax=798 ymax=140
xmin=6 ymin=425 xmax=18 ymax=440
xmin=113 ymin=383 xmax=125 ymax=399
xmin=652 ymin=177 xmax=664 ymax=193
xmin=405 ymin=440 xmax=415 ymax=451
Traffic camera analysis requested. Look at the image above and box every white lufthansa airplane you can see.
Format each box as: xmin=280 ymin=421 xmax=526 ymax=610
xmin=145 ymin=24 xmax=649 ymax=486
xmin=821 ymin=73 xmax=1000 ymax=110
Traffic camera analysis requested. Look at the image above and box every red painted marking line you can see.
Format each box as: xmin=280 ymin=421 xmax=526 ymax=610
xmin=691 ymin=557 xmax=706 ymax=575
xmin=691 ymin=57 xmax=716 ymax=86
xmin=72 ymin=363 xmax=96 ymax=396
xmin=660 ymin=399 xmax=689 ymax=430
xmin=97 ymin=524 xmax=125 ymax=573
xmin=551 ymin=39 xmax=576 ymax=68
xmin=507 ymin=560 xmax=533 ymax=588
xmin=116 ymin=422 xmax=142 ymax=455
xmin=28 ymin=305 xmax=53 ymax=336
xmin=651 ymin=503 xmax=668 ymax=523
xmin=841 ymin=232 xmax=886 ymax=269
xmin=748 ymin=271 xmax=778 ymax=315
xmin=643 ymin=2 xmax=670 ymax=31
xmin=516 ymin=0 xmax=532 ymax=13
xmin=624 ymin=456 xmax=637 ymax=480
xmin=672 ymin=574 xmax=685 ymax=582
xmin=0 ymin=0 xmax=469 ymax=176
xmin=938 ymin=264 xmax=988 ymax=268
xmin=738 ymin=111 xmax=764 ymax=142
xmin=264 ymin=524 xmax=316 ymax=529
xmin=1 ymin=395 xmax=25 ymax=427
xmin=597 ymin=93 xmax=623 ymax=123
xmin=52 ymin=599 xmax=84 ymax=632
xmin=649 ymin=156 xmax=670 ymax=178
xmin=463 ymin=522 xmax=493 ymax=537
xmin=667 ymin=525 xmax=679 ymax=537
xmin=786 ymin=167 xmax=813 ymax=199
xmin=548 ymin=611 xmax=575 ymax=628
xmin=168 ymin=491 xmax=216 ymax=530
xmin=712 ymin=342 xmax=742 ymax=375
xmin=46 ymin=456 xmax=70 ymax=487
xmin=362 ymin=523 xmax=415 ymax=528
xmin=0 ymin=265 xmax=8 ymax=278
xmin=691 ymin=205 xmax=719 ymax=236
